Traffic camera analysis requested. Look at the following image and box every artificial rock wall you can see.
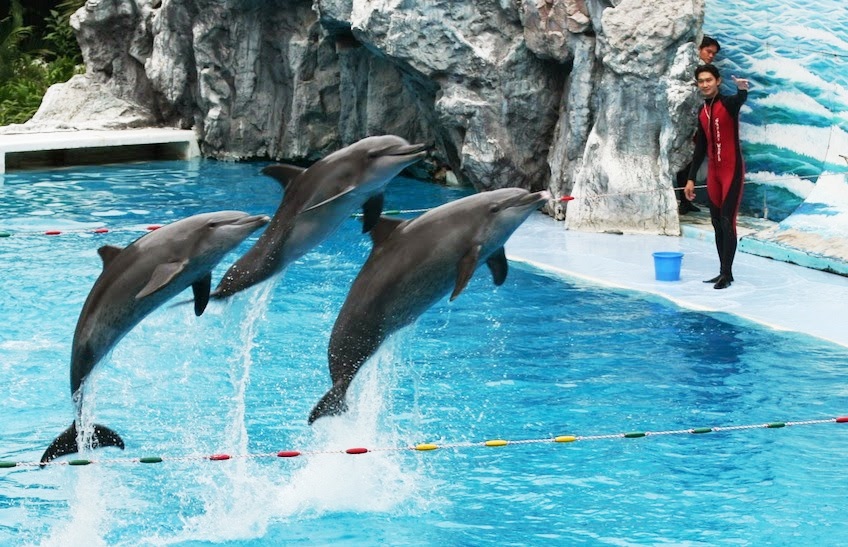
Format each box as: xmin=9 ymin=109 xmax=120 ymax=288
xmin=11 ymin=0 xmax=706 ymax=236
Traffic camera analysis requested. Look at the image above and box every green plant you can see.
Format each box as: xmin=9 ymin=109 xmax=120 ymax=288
xmin=0 ymin=0 xmax=33 ymax=83
xmin=0 ymin=0 xmax=84 ymax=125
xmin=42 ymin=0 xmax=85 ymax=62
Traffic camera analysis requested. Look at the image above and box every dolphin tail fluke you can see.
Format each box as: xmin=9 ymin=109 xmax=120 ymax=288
xmin=40 ymin=422 xmax=125 ymax=466
xmin=307 ymin=384 xmax=350 ymax=425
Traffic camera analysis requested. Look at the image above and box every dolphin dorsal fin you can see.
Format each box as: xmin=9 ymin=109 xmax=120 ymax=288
xmin=97 ymin=245 xmax=123 ymax=269
xmin=450 ymin=244 xmax=481 ymax=301
xmin=136 ymin=260 xmax=188 ymax=300
xmin=370 ymin=216 xmax=405 ymax=247
xmin=486 ymin=247 xmax=508 ymax=286
xmin=261 ymin=163 xmax=305 ymax=191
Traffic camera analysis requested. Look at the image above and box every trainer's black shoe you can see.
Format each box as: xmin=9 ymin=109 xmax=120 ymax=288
xmin=713 ymin=275 xmax=732 ymax=290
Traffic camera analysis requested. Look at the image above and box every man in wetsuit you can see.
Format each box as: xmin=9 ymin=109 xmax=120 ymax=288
xmin=683 ymin=64 xmax=749 ymax=290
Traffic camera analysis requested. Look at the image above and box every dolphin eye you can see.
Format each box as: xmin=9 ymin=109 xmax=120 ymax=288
xmin=489 ymin=204 xmax=501 ymax=213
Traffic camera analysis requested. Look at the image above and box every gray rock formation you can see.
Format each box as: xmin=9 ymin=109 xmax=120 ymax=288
xmin=1 ymin=0 xmax=704 ymax=235
xmin=561 ymin=0 xmax=703 ymax=235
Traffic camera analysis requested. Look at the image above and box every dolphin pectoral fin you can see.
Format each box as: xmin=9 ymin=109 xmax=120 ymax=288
xmin=97 ymin=245 xmax=123 ymax=268
xmin=136 ymin=260 xmax=188 ymax=299
xmin=361 ymin=194 xmax=384 ymax=233
xmin=301 ymin=186 xmax=358 ymax=214
xmin=192 ymin=273 xmax=212 ymax=316
xmin=486 ymin=247 xmax=509 ymax=286
xmin=308 ymin=383 xmax=351 ymax=425
xmin=39 ymin=423 xmax=125 ymax=466
xmin=261 ymin=163 xmax=305 ymax=192
xmin=450 ymin=245 xmax=481 ymax=301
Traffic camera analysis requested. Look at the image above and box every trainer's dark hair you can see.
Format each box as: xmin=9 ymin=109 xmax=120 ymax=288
xmin=695 ymin=64 xmax=721 ymax=80
xmin=700 ymin=36 xmax=721 ymax=52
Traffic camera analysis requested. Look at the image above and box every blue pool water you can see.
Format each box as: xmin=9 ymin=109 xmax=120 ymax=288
xmin=1 ymin=161 xmax=848 ymax=545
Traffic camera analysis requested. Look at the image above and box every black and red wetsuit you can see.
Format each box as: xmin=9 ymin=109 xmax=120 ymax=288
xmin=688 ymin=89 xmax=747 ymax=280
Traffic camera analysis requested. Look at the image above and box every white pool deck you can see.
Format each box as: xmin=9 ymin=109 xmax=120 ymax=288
xmin=0 ymin=128 xmax=200 ymax=172
xmin=506 ymin=213 xmax=848 ymax=349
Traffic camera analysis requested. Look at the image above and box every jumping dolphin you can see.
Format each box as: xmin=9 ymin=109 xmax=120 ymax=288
xmin=212 ymin=135 xmax=429 ymax=298
xmin=308 ymin=187 xmax=550 ymax=424
xmin=40 ymin=211 xmax=270 ymax=465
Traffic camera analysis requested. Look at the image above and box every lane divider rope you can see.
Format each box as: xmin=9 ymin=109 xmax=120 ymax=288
xmin=7 ymin=173 xmax=846 ymax=239
xmin=2 ymin=415 xmax=844 ymax=470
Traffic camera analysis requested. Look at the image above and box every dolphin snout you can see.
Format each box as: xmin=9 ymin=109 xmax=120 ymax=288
xmin=385 ymin=142 xmax=430 ymax=158
xmin=237 ymin=214 xmax=271 ymax=226
xmin=521 ymin=190 xmax=551 ymax=207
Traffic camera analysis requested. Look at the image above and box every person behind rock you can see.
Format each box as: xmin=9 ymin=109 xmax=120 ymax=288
xmin=698 ymin=35 xmax=720 ymax=64
xmin=684 ymin=64 xmax=749 ymax=290
xmin=676 ymin=35 xmax=723 ymax=215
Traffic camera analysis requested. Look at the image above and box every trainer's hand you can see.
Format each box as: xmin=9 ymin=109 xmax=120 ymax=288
xmin=684 ymin=180 xmax=696 ymax=202
xmin=732 ymin=75 xmax=749 ymax=90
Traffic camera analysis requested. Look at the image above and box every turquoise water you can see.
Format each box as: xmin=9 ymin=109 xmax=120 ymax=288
xmin=1 ymin=161 xmax=848 ymax=545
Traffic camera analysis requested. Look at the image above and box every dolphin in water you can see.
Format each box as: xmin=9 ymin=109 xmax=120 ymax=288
xmin=308 ymin=187 xmax=550 ymax=424
xmin=212 ymin=135 xmax=429 ymax=298
xmin=40 ymin=210 xmax=270 ymax=465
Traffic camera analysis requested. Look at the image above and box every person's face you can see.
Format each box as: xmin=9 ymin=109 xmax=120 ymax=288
xmin=696 ymin=72 xmax=721 ymax=98
xmin=699 ymin=45 xmax=718 ymax=64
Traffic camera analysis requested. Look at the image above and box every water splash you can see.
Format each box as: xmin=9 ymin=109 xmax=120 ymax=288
xmin=159 ymin=282 xmax=281 ymax=543
xmin=274 ymin=336 xmax=424 ymax=516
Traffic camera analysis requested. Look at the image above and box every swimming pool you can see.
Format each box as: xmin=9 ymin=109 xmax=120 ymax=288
xmin=1 ymin=161 xmax=847 ymax=545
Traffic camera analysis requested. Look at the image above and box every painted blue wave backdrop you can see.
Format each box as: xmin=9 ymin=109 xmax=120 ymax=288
xmin=705 ymin=0 xmax=848 ymax=220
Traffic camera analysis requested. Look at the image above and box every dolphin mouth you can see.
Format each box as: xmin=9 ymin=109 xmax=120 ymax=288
xmin=381 ymin=142 xmax=431 ymax=159
xmin=515 ymin=190 xmax=551 ymax=208
xmin=236 ymin=214 xmax=271 ymax=227
xmin=533 ymin=190 xmax=552 ymax=203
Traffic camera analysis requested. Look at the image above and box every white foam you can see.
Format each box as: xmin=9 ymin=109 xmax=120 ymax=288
xmin=754 ymin=91 xmax=833 ymax=118
xmin=783 ymin=25 xmax=848 ymax=53
xmin=749 ymin=57 xmax=848 ymax=107
xmin=742 ymin=122 xmax=848 ymax=167
xmin=273 ymin=337 xmax=423 ymax=516
xmin=746 ymin=171 xmax=815 ymax=199
xmin=37 ymin=467 xmax=132 ymax=547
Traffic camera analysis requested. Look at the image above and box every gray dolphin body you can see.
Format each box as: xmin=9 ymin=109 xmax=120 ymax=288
xmin=212 ymin=135 xmax=428 ymax=298
xmin=308 ymin=187 xmax=550 ymax=424
xmin=40 ymin=211 xmax=270 ymax=465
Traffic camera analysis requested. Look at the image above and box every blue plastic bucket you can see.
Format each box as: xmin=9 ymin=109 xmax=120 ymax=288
xmin=652 ymin=251 xmax=683 ymax=281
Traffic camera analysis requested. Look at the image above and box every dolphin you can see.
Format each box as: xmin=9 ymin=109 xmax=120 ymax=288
xmin=308 ymin=187 xmax=550 ymax=424
xmin=212 ymin=135 xmax=429 ymax=298
xmin=40 ymin=210 xmax=270 ymax=465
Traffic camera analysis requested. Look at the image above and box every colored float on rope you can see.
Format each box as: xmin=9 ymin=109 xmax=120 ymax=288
xmin=559 ymin=196 xmax=574 ymax=202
